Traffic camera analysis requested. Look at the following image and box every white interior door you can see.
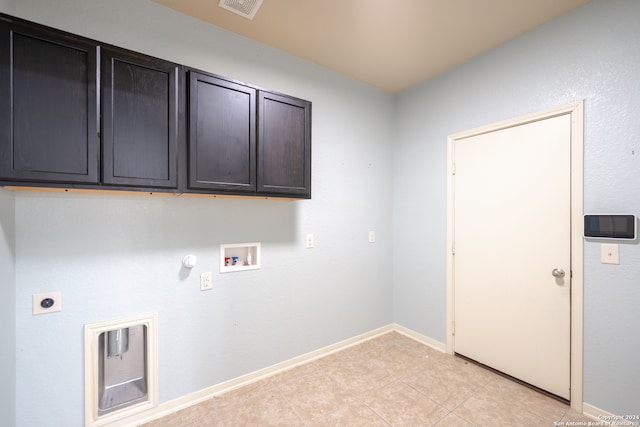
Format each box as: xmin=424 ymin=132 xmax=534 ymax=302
xmin=452 ymin=113 xmax=571 ymax=399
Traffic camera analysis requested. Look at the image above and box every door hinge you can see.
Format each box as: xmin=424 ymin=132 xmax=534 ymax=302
xmin=451 ymin=321 xmax=455 ymax=336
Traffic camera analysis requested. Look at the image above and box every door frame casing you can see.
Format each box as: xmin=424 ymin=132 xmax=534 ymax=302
xmin=445 ymin=101 xmax=584 ymax=412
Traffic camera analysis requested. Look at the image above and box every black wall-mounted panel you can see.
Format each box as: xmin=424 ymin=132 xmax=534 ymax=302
xmin=584 ymin=214 xmax=636 ymax=239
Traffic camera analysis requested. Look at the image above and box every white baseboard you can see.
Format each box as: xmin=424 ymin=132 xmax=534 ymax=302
xmin=110 ymin=324 xmax=400 ymax=426
xmin=391 ymin=323 xmax=446 ymax=352
xmin=582 ymin=403 xmax=634 ymax=424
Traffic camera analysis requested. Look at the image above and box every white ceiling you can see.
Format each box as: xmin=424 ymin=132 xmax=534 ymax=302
xmin=152 ymin=0 xmax=590 ymax=93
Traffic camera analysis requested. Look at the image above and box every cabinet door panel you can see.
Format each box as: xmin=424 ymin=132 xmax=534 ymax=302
xmin=188 ymin=72 xmax=255 ymax=192
xmin=0 ymin=20 xmax=98 ymax=183
xmin=258 ymin=92 xmax=311 ymax=198
xmin=102 ymin=48 xmax=179 ymax=188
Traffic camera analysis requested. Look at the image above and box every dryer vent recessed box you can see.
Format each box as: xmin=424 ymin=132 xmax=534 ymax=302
xmin=584 ymin=214 xmax=636 ymax=239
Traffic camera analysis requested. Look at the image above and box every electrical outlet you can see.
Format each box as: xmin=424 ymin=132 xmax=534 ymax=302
xmin=200 ymin=272 xmax=213 ymax=291
xmin=368 ymin=230 xmax=376 ymax=243
xmin=33 ymin=291 xmax=62 ymax=315
xmin=601 ymin=243 xmax=620 ymax=265
xmin=306 ymin=233 xmax=314 ymax=248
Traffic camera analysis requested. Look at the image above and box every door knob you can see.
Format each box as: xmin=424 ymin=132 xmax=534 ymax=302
xmin=552 ymin=268 xmax=565 ymax=278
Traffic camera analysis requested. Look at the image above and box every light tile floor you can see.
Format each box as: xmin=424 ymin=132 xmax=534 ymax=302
xmin=144 ymin=331 xmax=595 ymax=426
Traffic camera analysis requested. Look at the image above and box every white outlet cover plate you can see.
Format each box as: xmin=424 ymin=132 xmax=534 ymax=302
xmin=306 ymin=233 xmax=314 ymax=248
xmin=33 ymin=291 xmax=62 ymax=315
xmin=200 ymin=272 xmax=213 ymax=290
xmin=600 ymin=243 xmax=620 ymax=264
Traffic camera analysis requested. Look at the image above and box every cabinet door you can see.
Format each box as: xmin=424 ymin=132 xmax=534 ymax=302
xmin=102 ymin=47 xmax=179 ymax=188
xmin=0 ymin=19 xmax=99 ymax=184
xmin=257 ymin=92 xmax=311 ymax=198
xmin=188 ymin=71 xmax=256 ymax=192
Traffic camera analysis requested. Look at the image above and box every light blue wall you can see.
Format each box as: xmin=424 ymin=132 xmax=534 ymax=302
xmin=0 ymin=189 xmax=16 ymax=426
xmin=394 ymin=0 xmax=640 ymax=415
xmin=3 ymin=1 xmax=394 ymax=425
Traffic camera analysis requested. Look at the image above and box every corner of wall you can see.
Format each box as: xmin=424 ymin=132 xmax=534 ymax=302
xmin=0 ymin=188 xmax=16 ymax=426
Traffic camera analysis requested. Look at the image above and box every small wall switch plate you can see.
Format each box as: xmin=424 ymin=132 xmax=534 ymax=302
xmin=33 ymin=291 xmax=62 ymax=315
xmin=368 ymin=231 xmax=376 ymax=243
xmin=601 ymin=243 xmax=620 ymax=265
xmin=200 ymin=272 xmax=213 ymax=290
xmin=305 ymin=233 xmax=314 ymax=248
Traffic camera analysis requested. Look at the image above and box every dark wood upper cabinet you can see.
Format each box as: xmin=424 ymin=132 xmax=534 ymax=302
xmin=258 ymin=91 xmax=311 ymax=198
xmin=0 ymin=13 xmax=311 ymax=199
xmin=0 ymin=18 xmax=99 ymax=184
xmin=101 ymin=47 xmax=180 ymax=188
xmin=187 ymin=71 xmax=256 ymax=193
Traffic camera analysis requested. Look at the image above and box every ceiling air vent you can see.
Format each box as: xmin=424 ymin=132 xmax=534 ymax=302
xmin=218 ymin=0 xmax=264 ymax=20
